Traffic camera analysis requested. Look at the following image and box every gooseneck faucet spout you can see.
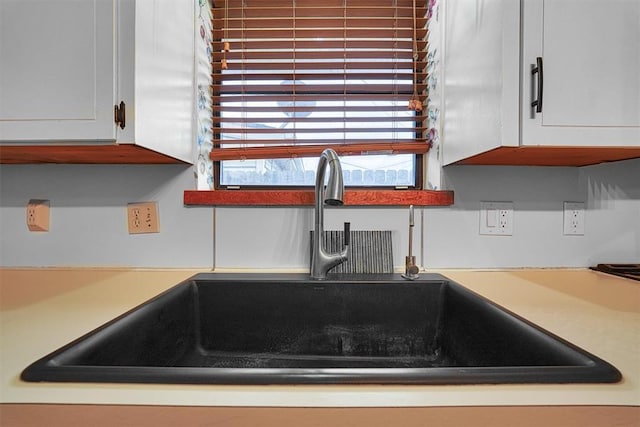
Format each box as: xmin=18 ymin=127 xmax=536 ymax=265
xmin=311 ymin=149 xmax=350 ymax=280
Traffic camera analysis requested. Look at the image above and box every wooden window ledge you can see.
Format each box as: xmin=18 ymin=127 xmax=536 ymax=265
xmin=184 ymin=190 xmax=454 ymax=207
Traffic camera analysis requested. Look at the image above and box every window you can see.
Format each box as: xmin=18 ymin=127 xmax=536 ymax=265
xmin=211 ymin=0 xmax=428 ymax=188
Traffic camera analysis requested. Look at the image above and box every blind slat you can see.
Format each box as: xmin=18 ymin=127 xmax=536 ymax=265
xmin=213 ymin=105 xmax=420 ymax=112
xmin=213 ymin=142 xmax=426 ymax=147
xmin=212 ymin=18 xmax=427 ymax=30
xmin=212 ymin=40 xmax=427 ymax=50
xmin=210 ymin=142 xmax=428 ymax=161
xmin=216 ymin=126 xmax=428 ymax=135
xmin=211 ymin=142 xmax=428 ymax=160
xmin=213 ymin=0 xmax=422 ymax=7
xmin=214 ymin=61 xmax=427 ymax=71
xmin=212 ymin=51 xmax=425 ymax=61
xmin=213 ymin=6 xmax=426 ymax=18
xmin=213 ymin=94 xmax=427 ymax=102
xmin=212 ymin=72 xmax=427 ymax=82
xmin=213 ymin=84 xmax=427 ymax=95
xmin=214 ymin=116 xmax=421 ymax=124
xmin=213 ymin=29 xmax=427 ymax=39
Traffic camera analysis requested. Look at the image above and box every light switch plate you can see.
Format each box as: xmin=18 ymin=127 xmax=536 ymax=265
xmin=480 ymin=201 xmax=513 ymax=236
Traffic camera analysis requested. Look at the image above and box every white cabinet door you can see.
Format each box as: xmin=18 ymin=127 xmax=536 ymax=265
xmin=0 ymin=0 xmax=116 ymax=141
xmin=441 ymin=0 xmax=521 ymax=165
xmin=521 ymin=0 xmax=640 ymax=147
xmin=125 ymin=0 xmax=196 ymax=163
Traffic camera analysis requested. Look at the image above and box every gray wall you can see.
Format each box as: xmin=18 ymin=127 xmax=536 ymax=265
xmin=0 ymin=165 xmax=213 ymax=268
xmin=1 ymin=159 xmax=638 ymax=269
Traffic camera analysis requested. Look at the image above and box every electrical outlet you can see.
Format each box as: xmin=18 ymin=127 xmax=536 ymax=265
xmin=127 ymin=202 xmax=160 ymax=234
xmin=26 ymin=199 xmax=50 ymax=232
xmin=480 ymin=202 xmax=513 ymax=236
xmin=563 ymin=202 xmax=585 ymax=235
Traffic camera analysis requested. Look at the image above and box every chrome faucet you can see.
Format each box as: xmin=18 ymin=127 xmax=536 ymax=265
xmin=311 ymin=148 xmax=350 ymax=280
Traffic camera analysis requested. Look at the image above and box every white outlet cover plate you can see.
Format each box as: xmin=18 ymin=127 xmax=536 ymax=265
xmin=480 ymin=202 xmax=514 ymax=236
xmin=563 ymin=201 xmax=585 ymax=235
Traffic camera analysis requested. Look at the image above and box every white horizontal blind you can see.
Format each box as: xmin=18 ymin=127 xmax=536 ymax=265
xmin=210 ymin=0 xmax=428 ymax=161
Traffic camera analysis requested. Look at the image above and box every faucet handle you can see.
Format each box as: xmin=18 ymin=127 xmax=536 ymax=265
xmin=343 ymin=222 xmax=351 ymax=246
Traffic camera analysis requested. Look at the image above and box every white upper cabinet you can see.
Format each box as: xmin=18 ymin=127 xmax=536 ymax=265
xmin=442 ymin=0 xmax=640 ymax=166
xmin=0 ymin=0 xmax=196 ymax=164
xmin=0 ymin=0 xmax=116 ymax=141
xmin=521 ymin=0 xmax=640 ymax=147
xmin=115 ymin=0 xmax=196 ymax=163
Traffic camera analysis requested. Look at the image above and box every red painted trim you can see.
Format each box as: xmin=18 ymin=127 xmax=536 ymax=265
xmin=184 ymin=189 xmax=454 ymax=206
xmin=454 ymin=146 xmax=640 ymax=167
xmin=0 ymin=145 xmax=188 ymax=164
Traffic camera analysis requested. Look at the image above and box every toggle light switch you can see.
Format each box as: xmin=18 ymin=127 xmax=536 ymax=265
xmin=486 ymin=209 xmax=498 ymax=227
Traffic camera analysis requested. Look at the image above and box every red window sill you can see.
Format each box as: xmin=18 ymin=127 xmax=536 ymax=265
xmin=183 ymin=189 xmax=454 ymax=207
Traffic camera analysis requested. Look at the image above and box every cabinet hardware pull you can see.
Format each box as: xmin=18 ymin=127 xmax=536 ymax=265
xmin=531 ymin=57 xmax=543 ymax=113
xmin=114 ymin=101 xmax=126 ymax=129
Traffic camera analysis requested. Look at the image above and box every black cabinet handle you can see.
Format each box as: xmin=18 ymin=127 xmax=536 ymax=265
xmin=531 ymin=57 xmax=543 ymax=113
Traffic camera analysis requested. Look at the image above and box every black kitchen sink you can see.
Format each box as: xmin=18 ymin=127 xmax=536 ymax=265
xmin=21 ymin=273 xmax=621 ymax=385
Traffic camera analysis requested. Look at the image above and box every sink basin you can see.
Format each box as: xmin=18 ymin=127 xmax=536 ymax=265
xmin=21 ymin=273 xmax=621 ymax=385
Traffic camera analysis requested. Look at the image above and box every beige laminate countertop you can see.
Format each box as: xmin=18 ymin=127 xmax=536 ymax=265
xmin=0 ymin=268 xmax=638 ymax=408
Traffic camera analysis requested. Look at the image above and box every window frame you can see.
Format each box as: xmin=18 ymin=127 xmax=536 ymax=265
xmin=212 ymin=0 xmax=430 ymax=190
xmin=213 ymin=153 xmax=424 ymax=190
